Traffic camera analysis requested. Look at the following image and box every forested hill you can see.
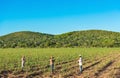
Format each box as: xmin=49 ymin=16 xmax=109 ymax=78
xmin=0 ymin=30 xmax=120 ymax=48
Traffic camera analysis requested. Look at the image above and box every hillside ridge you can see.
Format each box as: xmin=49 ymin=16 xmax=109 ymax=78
xmin=0 ymin=30 xmax=120 ymax=48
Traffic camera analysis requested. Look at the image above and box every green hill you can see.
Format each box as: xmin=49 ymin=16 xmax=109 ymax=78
xmin=0 ymin=31 xmax=54 ymax=48
xmin=0 ymin=30 xmax=120 ymax=48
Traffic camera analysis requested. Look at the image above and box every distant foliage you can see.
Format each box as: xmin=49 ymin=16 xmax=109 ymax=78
xmin=0 ymin=30 xmax=120 ymax=48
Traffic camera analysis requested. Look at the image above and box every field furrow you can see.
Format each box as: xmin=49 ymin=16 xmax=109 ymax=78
xmin=0 ymin=48 xmax=120 ymax=78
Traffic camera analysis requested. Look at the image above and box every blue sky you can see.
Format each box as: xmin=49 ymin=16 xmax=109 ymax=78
xmin=0 ymin=0 xmax=120 ymax=36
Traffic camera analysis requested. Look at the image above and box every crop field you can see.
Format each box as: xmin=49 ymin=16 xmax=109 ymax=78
xmin=0 ymin=48 xmax=120 ymax=78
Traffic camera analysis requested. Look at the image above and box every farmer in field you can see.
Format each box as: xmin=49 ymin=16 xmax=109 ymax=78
xmin=78 ymin=55 xmax=83 ymax=74
xmin=21 ymin=56 xmax=25 ymax=69
xmin=50 ymin=56 xmax=55 ymax=74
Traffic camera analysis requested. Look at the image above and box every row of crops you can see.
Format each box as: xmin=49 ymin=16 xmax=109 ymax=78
xmin=0 ymin=48 xmax=120 ymax=77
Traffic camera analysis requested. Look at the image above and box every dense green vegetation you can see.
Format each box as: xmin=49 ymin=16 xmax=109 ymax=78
xmin=0 ymin=30 xmax=120 ymax=48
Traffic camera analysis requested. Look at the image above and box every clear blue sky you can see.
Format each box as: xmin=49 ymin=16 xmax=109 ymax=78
xmin=0 ymin=0 xmax=120 ymax=36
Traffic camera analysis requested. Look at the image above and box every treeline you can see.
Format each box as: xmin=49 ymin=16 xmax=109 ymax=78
xmin=0 ymin=30 xmax=120 ymax=48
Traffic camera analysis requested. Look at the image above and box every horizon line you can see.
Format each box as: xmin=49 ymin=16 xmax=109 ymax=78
xmin=1 ymin=29 xmax=120 ymax=37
